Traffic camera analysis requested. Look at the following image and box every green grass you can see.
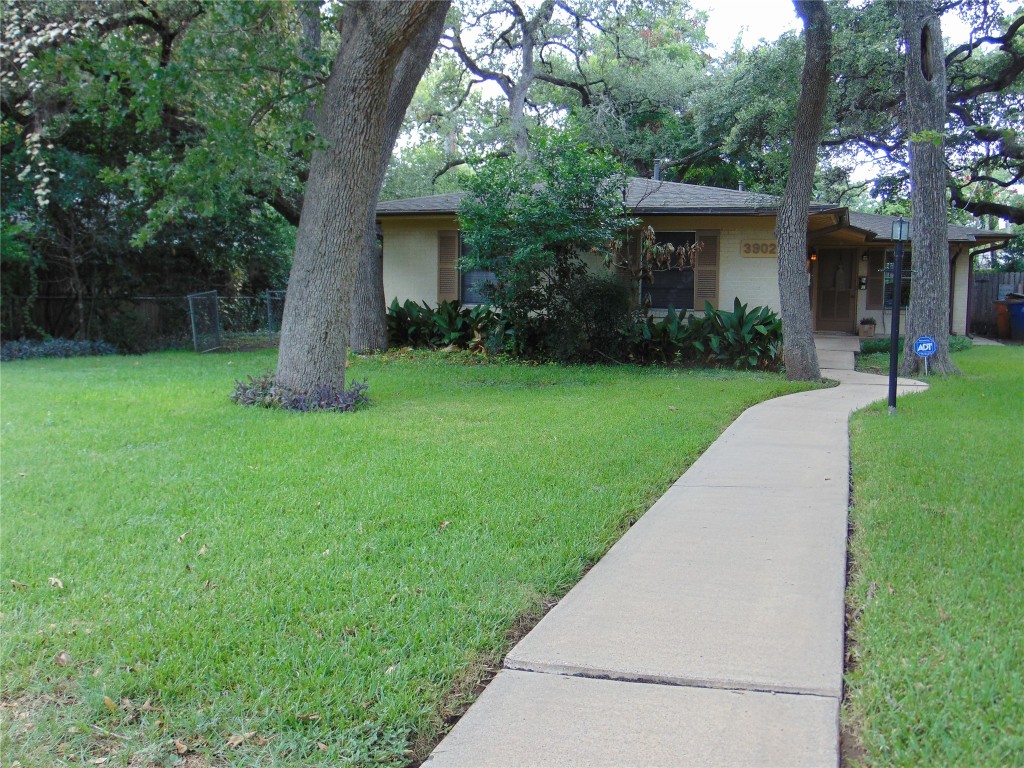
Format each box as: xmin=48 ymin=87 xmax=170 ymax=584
xmin=856 ymin=336 xmax=974 ymax=374
xmin=0 ymin=349 xmax=815 ymax=766
xmin=845 ymin=345 xmax=1024 ymax=764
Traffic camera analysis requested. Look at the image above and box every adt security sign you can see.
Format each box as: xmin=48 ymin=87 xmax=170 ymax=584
xmin=914 ymin=336 xmax=937 ymax=357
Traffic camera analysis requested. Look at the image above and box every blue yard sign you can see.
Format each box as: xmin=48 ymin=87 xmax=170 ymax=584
xmin=914 ymin=336 xmax=937 ymax=357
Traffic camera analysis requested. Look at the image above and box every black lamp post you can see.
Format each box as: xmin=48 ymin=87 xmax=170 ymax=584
xmin=888 ymin=216 xmax=909 ymax=415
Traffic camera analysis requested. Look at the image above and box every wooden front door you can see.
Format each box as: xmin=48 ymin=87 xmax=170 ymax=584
xmin=815 ymin=249 xmax=857 ymax=332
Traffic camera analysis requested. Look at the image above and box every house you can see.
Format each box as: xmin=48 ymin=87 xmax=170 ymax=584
xmin=375 ymin=178 xmax=1009 ymax=336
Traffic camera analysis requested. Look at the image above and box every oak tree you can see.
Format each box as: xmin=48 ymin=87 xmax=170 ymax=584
xmin=274 ymin=1 xmax=449 ymax=394
xmin=897 ymin=0 xmax=957 ymax=376
xmin=775 ymin=0 xmax=832 ymax=381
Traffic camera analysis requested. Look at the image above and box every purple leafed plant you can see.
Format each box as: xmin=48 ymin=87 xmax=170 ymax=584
xmin=231 ymin=371 xmax=369 ymax=413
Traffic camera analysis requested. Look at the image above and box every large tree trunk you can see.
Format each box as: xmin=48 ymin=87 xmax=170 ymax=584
xmin=898 ymin=2 xmax=958 ymax=376
xmin=350 ymin=1 xmax=449 ymax=354
xmin=775 ymin=0 xmax=832 ymax=381
xmin=275 ymin=1 xmax=444 ymax=394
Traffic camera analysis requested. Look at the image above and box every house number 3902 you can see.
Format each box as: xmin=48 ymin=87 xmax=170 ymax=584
xmin=741 ymin=240 xmax=778 ymax=257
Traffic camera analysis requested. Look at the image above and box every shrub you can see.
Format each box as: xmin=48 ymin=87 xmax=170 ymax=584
xmin=631 ymin=307 xmax=705 ymax=365
xmin=529 ymin=271 xmax=633 ymax=363
xmin=386 ymin=299 xmax=499 ymax=350
xmin=458 ymin=132 xmax=637 ymax=360
xmin=626 ymin=302 xmax=782 ymax=370
xmin=231 ymin=371 xmax=369 ymax=413
xmin=695 ymin=300 xmax=784 ymax=370
xmin=0 ymin=337 xmax=119 ymax=362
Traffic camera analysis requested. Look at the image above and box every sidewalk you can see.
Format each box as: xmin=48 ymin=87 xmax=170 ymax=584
xmin=425 ymin=365 xmax=928 ymax=768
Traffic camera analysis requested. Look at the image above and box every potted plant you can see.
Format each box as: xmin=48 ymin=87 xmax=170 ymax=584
xmin=859 ymin=316 xmax=877 ymax=338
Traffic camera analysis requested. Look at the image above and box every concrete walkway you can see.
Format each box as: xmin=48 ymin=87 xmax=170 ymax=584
xmin=425 ymin=364 xmax=928 ymax=768
xmin=813 ymin=334 xmax=861 ymax=371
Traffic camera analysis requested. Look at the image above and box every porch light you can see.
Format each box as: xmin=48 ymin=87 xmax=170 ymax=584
xmin=888 ymin=216 xmax=910 ymax=416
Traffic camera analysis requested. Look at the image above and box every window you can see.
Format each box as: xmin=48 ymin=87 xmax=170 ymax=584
xmin=459 ymin=234 xmax=496 ymax=305
xmin=641 ymin=231 xmax=697 ymax=310
xmin=883 ymin=249 xmax=912 ymax=310
xmin=866 ymin=250 xmax=912 ymax=310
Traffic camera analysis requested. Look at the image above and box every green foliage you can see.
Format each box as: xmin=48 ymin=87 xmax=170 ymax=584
xmin=0 ymin=0 xmax=301 ymax=340
xmin=386 ymin=299 xmax=499 ymax=349
xmin=909 ymin=129 xmax=945 ymax=147
xmin=535 ymin=272 xmax=634 ymax=363
xmin=699 ymin=299 xmax=784 ymax=369
xmin=630 ymin=301 xmax=784 ymax=370
xmin=458 ymin=133 xmax=637 ymax=361
xmin=630 ymin=306 xmax=704 ymax=364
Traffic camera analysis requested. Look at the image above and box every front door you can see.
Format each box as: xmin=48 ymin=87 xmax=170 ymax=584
xmin=815 ymin=249 xmax=857 ymax=332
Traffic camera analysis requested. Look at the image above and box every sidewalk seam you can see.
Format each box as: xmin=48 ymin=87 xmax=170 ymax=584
xmin=501 ymin=665 xmax=841 ymax=702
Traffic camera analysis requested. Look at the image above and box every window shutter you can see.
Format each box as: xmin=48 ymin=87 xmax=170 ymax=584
xmin=695 ymin=233 xmax=719 ymax=310
xmin=438 ymin=230 xmax=459 ymax=302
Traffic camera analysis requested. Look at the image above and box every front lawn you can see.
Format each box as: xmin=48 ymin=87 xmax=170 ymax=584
xmin=845 ymin=345 xmax=1024 ymax=764
xmin=1 ymin=350 xmax=814 ymax=766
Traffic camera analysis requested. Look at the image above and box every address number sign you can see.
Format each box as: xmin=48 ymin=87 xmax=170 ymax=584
xmin=741 ymin=239 xmax=778 ymax=257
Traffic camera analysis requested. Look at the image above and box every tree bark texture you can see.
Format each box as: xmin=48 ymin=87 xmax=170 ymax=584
xmin=898 ymin=2 xmax=958 ymax=376
xmin=350 ymin=1 xmax=450 ymax=353
xmin=275 ymin=1 xmax=444 ymax=394
xmin=775 ymin=0 xmax=832 ymax=381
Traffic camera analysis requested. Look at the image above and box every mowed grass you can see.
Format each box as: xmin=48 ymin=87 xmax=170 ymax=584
xmin=845 ymin=345 xmax=1024 ymax=764
xmin=1 ymin=349 xmax=815 ymax=766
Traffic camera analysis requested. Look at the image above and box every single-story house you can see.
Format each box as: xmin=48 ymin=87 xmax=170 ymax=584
xmin=375 ymin=178 xmax=1009 ymax=336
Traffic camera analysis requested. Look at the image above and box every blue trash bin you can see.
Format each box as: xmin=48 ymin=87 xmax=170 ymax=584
xmin=1007 ymin=299 xmax=1024 ymax=341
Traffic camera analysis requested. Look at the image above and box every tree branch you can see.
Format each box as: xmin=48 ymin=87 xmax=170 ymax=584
xmin=948 ymin=179 xmax=1024 ymax=223
xmin=533 ymin=72 xmax=593 ymax=106
xmin=945 ymin=14 xmax=1024 ymax=66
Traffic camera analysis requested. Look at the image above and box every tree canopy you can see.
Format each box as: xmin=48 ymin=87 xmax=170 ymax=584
xmin=2 ymin=0 xmax=1020 ymax=346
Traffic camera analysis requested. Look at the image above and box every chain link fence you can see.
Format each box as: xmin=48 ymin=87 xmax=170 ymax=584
xmin=3 ymin=290 xmax=287 ymax=353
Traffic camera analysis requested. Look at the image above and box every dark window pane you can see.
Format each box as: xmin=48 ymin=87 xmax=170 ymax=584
xmin=643 ymin=231 xmax=696 ymax=310
xmin=459 ymin=235 xmax=496 ymax=305
xmin=461 ymin=269 xmax=496 ymax=305
xmin=883 ymin=250 xmax=912 ymax=309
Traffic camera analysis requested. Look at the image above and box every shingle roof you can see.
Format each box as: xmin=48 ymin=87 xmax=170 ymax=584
xmin=375 ymin=178 xmax=1012 ymax=244
xmin=847 ymin=210 xmax=1008 ymax=244
xmin=376 ymin=178 xmax=837 ymax=216
xmin=622 ymin=178 xmax=836 ymax=214
xmin=376 ymin=191 xmax=467 ymax=215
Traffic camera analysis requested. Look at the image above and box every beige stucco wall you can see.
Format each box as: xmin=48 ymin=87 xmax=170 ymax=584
xmin=380 ymin=216 xmax=459 ymax=305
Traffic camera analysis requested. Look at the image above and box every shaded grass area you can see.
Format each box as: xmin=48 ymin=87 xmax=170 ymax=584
xmin=845 ymin=345 xmax=1024 ymax=764
xmin=1 ymin=350 xmax=815 ymax=766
